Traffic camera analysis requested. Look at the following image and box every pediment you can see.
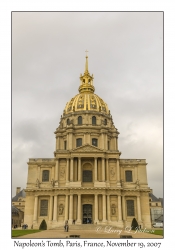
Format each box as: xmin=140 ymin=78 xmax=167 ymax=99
xmin=72 ymin=144 xmax=104 ymax=153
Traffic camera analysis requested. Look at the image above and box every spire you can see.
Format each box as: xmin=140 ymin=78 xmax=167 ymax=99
xmin=79 ymin=52 xmax=95 ymax=94
xmin=85 ymin=50 xmax=89 ymax=73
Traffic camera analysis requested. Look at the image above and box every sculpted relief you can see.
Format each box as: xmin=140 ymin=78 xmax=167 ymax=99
xmin=110 ymin=167 xmax=116 ymax=180
xmin=60 ymin=167 xmax=65 ymax=179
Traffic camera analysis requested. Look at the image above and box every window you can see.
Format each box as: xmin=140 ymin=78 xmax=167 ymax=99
xmin=83 ymin=170 xmax=92 ymax=182
xmin=42 ymin=170 xmax=49 ymax=182
xmin=92 ymin=138 xmax=98 ymax=147
xmin=76 ymin=138 xmax=82 ymax=147
xmin=67 ymin=119 xmax=70 ymax=125
xmin=92 ymin=116 xmax=96 ymax=125
xmin=104 ymin=119 xmax=107 ymax=125
xmin=125 ymin=170 xmax=133 ymax=182
xmin=127 ymin=200 xmax=135 ymax=216
xmin=64 ymin=141 xmax=67 ymax=150
xmin=78 ymin=116 xmax=82 ymax=125
xmin=40 ymin=200 xmax=48 ymax=216
xmin=108 ymin=141 xmax=110 ymax=150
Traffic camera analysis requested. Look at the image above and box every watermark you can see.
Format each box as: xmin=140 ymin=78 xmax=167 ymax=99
xmin=96 ymin=226 xmax=155 ymax=235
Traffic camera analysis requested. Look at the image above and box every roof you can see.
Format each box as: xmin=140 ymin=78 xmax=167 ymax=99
xmin=12 ymin=206 xmax=23 ymax=215
xmin=158 ymin=198 xmax=164 ymax=207
xmin=149 ymin=193 xmax=159 ymax=202
xmin=12 ymin=189 xmax=26 ymax=201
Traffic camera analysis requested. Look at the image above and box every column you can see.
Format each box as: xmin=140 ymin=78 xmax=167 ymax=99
xmin=107 ymin=195 xmax=111 ymax=222
xmin=116 ymin=159 xmax=120 ymax=186
xmin=77 ymin=194 xmax=81 ymax=224
xmin=33 ymin=195 xmax=38 ymax=221
xmin=94 ymin=194 xmax=99 ymax=223
xmin=94 ymin=157 xmax=98 ymax=181
xmin=37 ymin=166 xmax=40 ymax=180
xmin=102 ymin=194 xmax=107 ymax=222
xmin=66 ymin=158 xmax=69 ymax=182
xmin=51 ymin=166 xmax=55 ymax=180
xmin=67 ymin=133 xmax=69 ymax=150
xmin=101 ymin=133 xmax=104 ymax=149
xmin=55 ymin=159 xmax=59 ymax=185
xmin=106 ymin=158 xmax=109 ymax=182
xmin=78 ymin=158 xmax=81 ymax=181
xmin=102 ymin=158 xmax=105 ymax=182
xmin=114 ymin=136 xmax=117 ymax=150
xmin=118 ymin=195 xmax=122 ymax=221
xmin=116 ymin=136 xmax=118 ymax=150
xmin=56 ymin=137 xmax=60 ymax=150
xmin=69 ymin=133 xmax=72 ymax=149
xmin=49 ymin=195 xmax=53 ymax=221
xmin=137 ymin=196 xmax=142 ymax=222
xmin=69 ymin=194 xmax=73 ymax=223
xmin=65 ymin=195 xmax=69 ymax=221
xmin=105 ymin=133 xmax=107 ymax=150
xmin=122 ymin=196 xmax=126 ymax=221
xmin=53 ymin=195 xmax=58 ymax=221
xmin=70 ymin=158 xmax=74 ymax=181
xmin=84 ymin=133 xmax=86 ymax=144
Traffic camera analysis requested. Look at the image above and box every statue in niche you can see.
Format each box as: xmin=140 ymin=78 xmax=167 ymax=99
xmin=111 ymin=204 xmax=116 ymax=215
xmin=110 ymin=167 xmax=115 ymax=179
xmin=51 ymin=179 xmax=55 ymax=187
xmin=36 ymin=178 xmax=40 ymax=188
xmin=135 ymin=179 xmax=140 ymax=189
xmin=59 ymin=204 xmax=64 ymax=215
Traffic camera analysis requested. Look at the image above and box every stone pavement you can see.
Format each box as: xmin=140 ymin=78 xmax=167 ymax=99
xmin=15 ymin=227 xmax=163 ymax=239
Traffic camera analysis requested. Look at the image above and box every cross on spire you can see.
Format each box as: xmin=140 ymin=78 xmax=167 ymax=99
xmin=85 ymin=50 xmax=89 ymax=57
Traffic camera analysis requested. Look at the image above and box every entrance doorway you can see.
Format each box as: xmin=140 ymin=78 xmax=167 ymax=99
xmin=82 ymin=204 xmax=92 ymax=224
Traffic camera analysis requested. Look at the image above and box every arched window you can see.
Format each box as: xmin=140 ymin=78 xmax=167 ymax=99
xmin=92 ymin=138 xmax=98 ymax=147
xmin=83 ymin=170 xmax=92 ymax=182
xmin=125 ymin=171 xmax=133 ymax=182
xmin=78 ymin=116 xmax=82 ymax=125
xmin=126 ymin=200 xmax=135 ymax=216
xmin=67 ymin=119 xmax=70 ymax=125
xmin=42 ymin=170 xmax=49 ymax=182
xmin=76 ymin=138 xmax=82 ymax=147
xmin=92 ymin=116 xmax=96 ymax=125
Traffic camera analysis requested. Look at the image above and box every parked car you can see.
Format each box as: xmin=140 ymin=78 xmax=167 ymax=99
xmin=152 ymin=222 xmax=163 ymax=228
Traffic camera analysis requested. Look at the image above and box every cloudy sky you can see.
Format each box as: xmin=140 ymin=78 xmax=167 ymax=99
xmin=12 ymin=12 xmax=163 ymax=198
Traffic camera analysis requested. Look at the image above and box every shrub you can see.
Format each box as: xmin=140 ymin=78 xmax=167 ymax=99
xmin=39 ymin=219 xmax=47 ymax=230
xmin=131 ymin=218 xmax=139 ymax=230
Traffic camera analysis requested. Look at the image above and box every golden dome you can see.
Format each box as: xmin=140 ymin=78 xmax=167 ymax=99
xmin=64 ymin=54 xmax=109 ymax=115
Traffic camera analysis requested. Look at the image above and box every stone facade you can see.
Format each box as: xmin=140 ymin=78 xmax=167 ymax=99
xmin=24 ymin=55 xmax=151 ymax=229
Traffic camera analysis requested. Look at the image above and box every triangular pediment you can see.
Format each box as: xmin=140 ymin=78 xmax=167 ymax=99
xmin=72 ymin=144 xmax=104 ymax=153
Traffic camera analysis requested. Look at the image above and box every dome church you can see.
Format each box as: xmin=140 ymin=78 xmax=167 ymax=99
xmin=24 ymin=54 xmax=151 ymax=229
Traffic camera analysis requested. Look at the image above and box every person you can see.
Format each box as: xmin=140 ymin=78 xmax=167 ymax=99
xmin=64 ymin=221 xmax=69 ymax=232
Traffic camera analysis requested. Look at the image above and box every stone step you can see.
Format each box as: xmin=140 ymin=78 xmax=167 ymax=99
xmin=52 ymin=224 xmax=98 ymax=231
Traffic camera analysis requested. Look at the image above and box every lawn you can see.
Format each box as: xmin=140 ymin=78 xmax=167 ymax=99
xmin=12 ymin=230 xmax=42 ymax=237
xmin=151 ymin=230 xmax=163 ymax=236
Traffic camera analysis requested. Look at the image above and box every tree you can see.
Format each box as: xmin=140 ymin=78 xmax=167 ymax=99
xmin=131 ymin=218 xmax=139 ymax=230
xmin=39 ymin=219 xmax=47 ymax=230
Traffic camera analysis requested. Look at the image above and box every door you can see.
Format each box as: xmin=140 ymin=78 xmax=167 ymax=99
xmin=82 ymin=204 xmax=92 ymax=224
